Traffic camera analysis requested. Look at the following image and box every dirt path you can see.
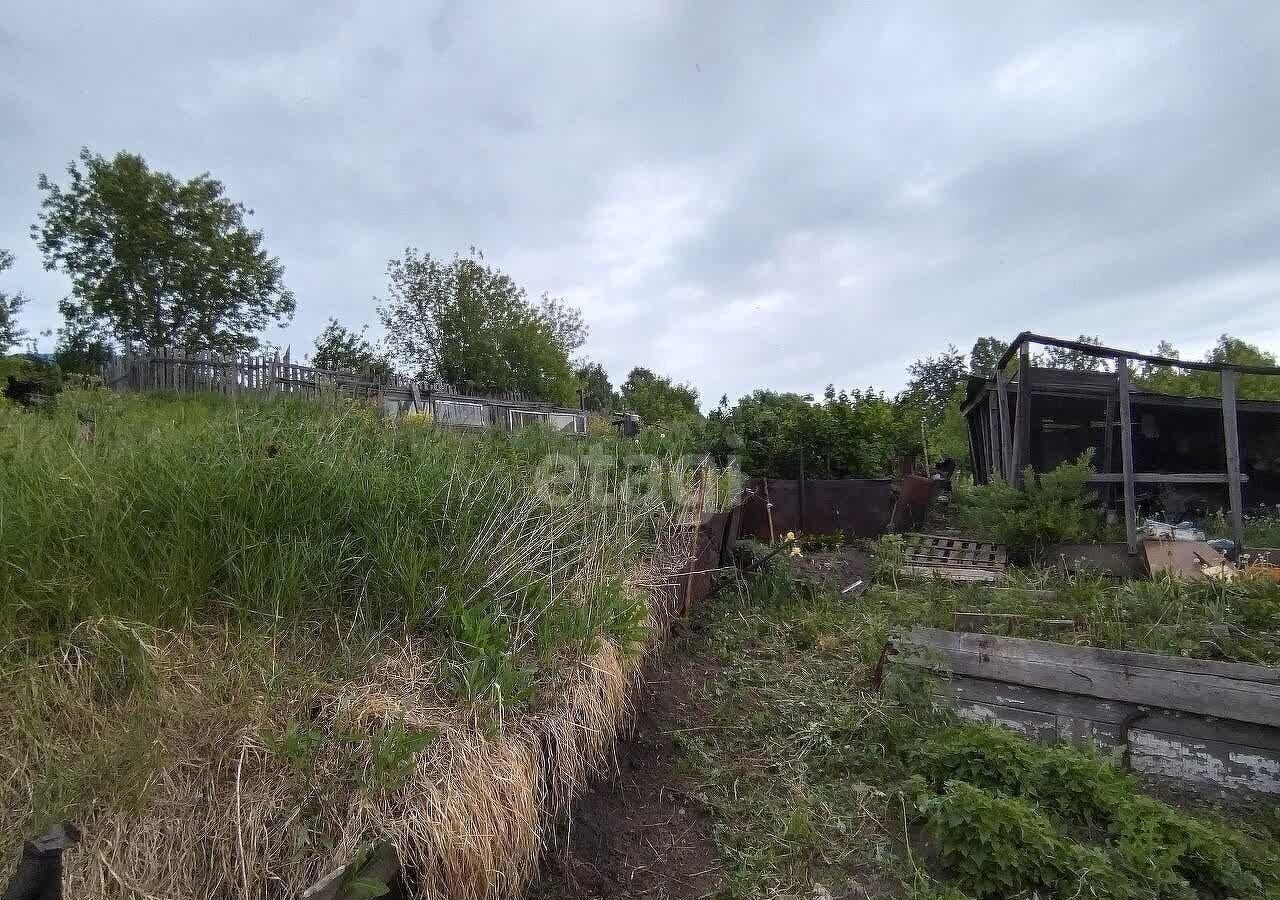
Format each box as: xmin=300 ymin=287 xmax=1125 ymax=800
xmin=528 ymin=621 xmax=723 ymax=900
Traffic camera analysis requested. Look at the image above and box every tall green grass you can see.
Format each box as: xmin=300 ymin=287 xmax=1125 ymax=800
xmin=0 ymin=391 xmax=702 ymax=690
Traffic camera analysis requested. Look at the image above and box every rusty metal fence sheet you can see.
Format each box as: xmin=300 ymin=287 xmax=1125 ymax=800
xmin=738 ymin=478 xmax=895 ymax=541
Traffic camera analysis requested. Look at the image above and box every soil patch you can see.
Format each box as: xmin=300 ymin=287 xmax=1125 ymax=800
xmin=528 ymin=620 xmax=724 ymax=900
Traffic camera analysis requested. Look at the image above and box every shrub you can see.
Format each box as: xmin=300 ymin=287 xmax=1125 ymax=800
xmin=913 ymin=779 xmax=1119 ymax=898
xmin=908 ymin=724 xmax=1280 ymax=898
xmin=1 ymin=354 xmax=63 ymax=406
xmin=957 ymin=451 xmax=1098 ymax=563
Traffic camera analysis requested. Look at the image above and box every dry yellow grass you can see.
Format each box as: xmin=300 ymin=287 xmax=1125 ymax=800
xmin=2 ymin=468 xmax=714 ymax=900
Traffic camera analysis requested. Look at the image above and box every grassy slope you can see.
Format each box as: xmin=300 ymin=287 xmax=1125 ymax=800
xmin=677 ymin=562 xmax=1280 ymax=899
xmin=1 ymin=390 xmax=716 ymax=898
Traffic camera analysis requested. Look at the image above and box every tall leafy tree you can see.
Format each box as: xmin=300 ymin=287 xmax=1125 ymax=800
xmin=53 ymin=314 xmax=114 ymax=375
xmin=377 ymin=248 xmax=582 ymax=404
xmin=0 ymin=249 xmax=29 ymax=352
xmin=1136 ymin=336 xmax=1280 ymax=400
xmin=32 ymin=148 xmax=295 ymax=353
xmin=620 ymin=367 xmax=700 ymax=423
xmin=574 ymin=360 xmax=619 ymax=411
xmin=899 ymin=345 xmax=967 ymax=433
xmin=969 ymin=336 xmax=1009 ymax=374
xmin=310 ymin=318 xmax=392 ymax=381
xmin=899 ymin=345 xmax=970 ymax=465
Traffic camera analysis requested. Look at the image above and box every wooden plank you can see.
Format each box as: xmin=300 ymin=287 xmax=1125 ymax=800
xmin=998 ymin=330 xmax=1280 ymax=377
xmin=953 ymin=612 xmax=1077 ymax=632
xmin=1087 ymin=472 xmax=1249 ymax=484
xmin=936 ymin=676 xmax=1280 ymax=785
xmin=1117 ymin=359 xmax=1137 ymax=554
xmin=952 ymin=699 xmax=1060 ymax=743
xmin=902 ymin=566 xmax=1004 ymax=582
xmin=904 ymin=543 xmax=1003 ymax=558
xmin=1222 ymin=370 xmax=1246 ymax=552
xmin=895 ymin=627 xmax=1280 ymax=726
xmin=1013 ymin=343 xmax=1032 ymax=485
xmin=985 ymin=395 xmax=1000 ymax=481
xmin=1130 ymin=728 xmax=1280 ymax=794
xmin=905 ymin=626 xmax=1280 ymax=684
xmin=995 ymin=368 xmax=1012 ymax=478
xmin=1136 ymin=709 xmax=1280 ymax=753
xmin=945 ymin=673 xmax=1137 ymax=723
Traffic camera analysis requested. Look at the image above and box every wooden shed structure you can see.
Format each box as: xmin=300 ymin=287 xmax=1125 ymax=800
xmin=962 ymin=332 xmax=1280 ymax=555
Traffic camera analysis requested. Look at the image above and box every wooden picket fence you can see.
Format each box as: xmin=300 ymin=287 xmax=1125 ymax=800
xmin=97 ymin=348 xmax=591 ymax=438
xmin=101 ymin=348 xmax=384 ymax=400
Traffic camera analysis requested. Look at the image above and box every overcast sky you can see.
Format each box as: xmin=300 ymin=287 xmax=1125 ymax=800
xmin=3 ymin=2 xmax=1280 ymax=404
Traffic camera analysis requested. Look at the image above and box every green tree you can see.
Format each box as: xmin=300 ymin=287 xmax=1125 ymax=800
xmin=899 ymin=345 xmax=970 ymax=465
xmin=899 ymin=346 xmax=967 ymax=432
xmin=620 ymin=367 xmax=700 ymax=423
xmin=1042 ymin=334 xmax=1108 ymax=371
xmin=32 ymin=148 xmax=295 ymax=353
xmin=969 ymin=336 xmax=1009 ymax=374
xmin=1134 ymin=335 xmax=1280 ymax=400
xmin=574 ymin=360 xmax=618 ymax=411
xmin=704 ymin=386 xmax=910 ymax=479
xmin=377 ymin=248 xmax=581 ymax=404
xmin=0 ymin=249 xmax=29 ymax=352
xmin=310 ymin=318 xmax=393 ymax=381
xmin=53 ymin=314 xmax=113 ymax=375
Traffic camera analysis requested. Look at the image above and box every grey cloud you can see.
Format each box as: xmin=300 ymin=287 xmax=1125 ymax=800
xmin=3 ymin=2 xmax=1280 ymax=402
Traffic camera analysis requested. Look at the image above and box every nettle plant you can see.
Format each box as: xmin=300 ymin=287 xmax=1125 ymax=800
xmin=957 ymin=451 xmax=1099 ymax=564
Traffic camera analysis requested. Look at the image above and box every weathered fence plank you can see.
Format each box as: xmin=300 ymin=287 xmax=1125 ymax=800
xmin=890 ymin=628 xmax=1280 ymax=793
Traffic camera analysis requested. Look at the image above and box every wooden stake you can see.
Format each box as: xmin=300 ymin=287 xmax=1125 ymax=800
xmin=1117 ymin=359 xmax=1138 ymax=555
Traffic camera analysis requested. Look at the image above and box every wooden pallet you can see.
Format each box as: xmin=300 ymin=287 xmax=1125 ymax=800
xmin=901 ymin=534 xmax=1007 ymax=579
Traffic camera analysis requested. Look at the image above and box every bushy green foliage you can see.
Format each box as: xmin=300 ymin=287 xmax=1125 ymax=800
xmin=620 ymin=366 xmax=700 ymax=423
xmin=913 ymin=779 xmax=1125 ymax=898
xmin=898 ymin=345 xmax=971 ymax=466
xmin=33 ymin=148 xmax=294 ymax=352
xmin=1136 ymin=335 xmax=1280 ymax=401
xmin=912 ymin=724 xmax=1128 ymax=830
xmin=0 ymin=354 xmax=63 ymax=406
xmin=907 ymin=724 xmax=1279 ymax=898
xmin=0 ymin=248 xmax=28 ymax=352
xmin=377 ymin=247 xmax=583 ymax=404
xmin=956 ymin=451 xmax=1098 ymax=562
xmin=704 ymin=385 xmax=910 ymax=478
xmin=310 ymin=317 xmax=393 ymax=381
xmin=574 ymin=360 xmax=619 ymax=411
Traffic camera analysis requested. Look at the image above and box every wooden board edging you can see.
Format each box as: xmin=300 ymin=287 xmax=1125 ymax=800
xmin=894 ymin=627 xmax=1280 ymax=727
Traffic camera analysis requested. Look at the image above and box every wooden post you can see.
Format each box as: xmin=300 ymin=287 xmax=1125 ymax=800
xmin=1221 ymin=369 xmax=1246 ymax=553
xmin=798 ymin=446 xmax=807 ymax=534
xmin=762 ymin=477 xmax=775 ymax=544
xmin=1117 ymin=359 xmax=1138 ymax=555
xmin=995 ymin=369 xmax=1013 ymax=480
xmin=1102 ymin=394 xmax=1115 ymax=506
xmin=1010 ymin=343 xmax=1032 ymax=486
xmin=986 ymin=392 xmax=1000 ymax=481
